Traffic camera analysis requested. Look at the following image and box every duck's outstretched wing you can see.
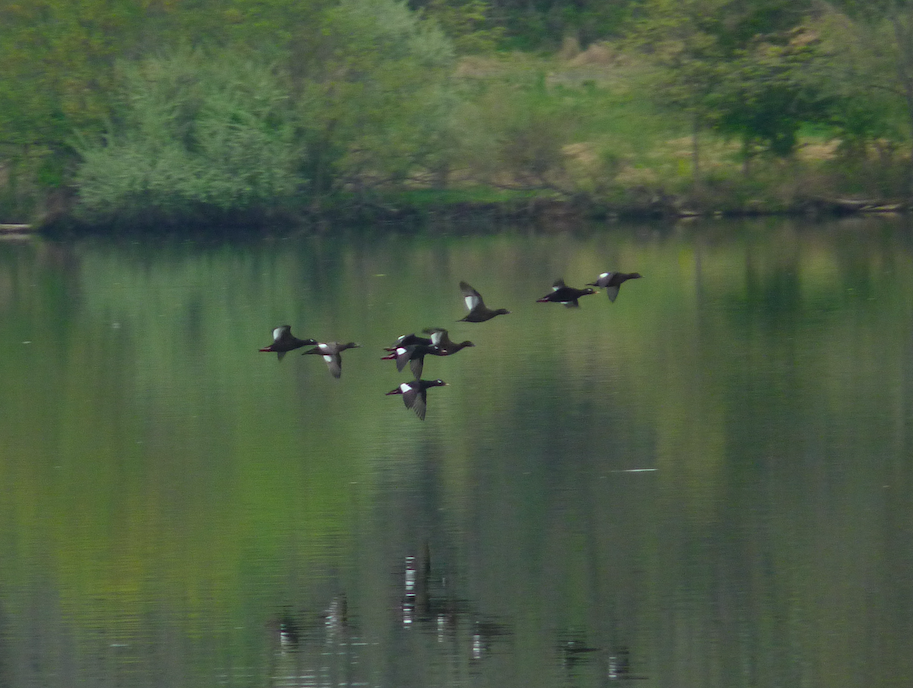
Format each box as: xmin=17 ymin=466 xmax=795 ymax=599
xmin=409 ymin=355 xmax=424 ymax=379
xmin=459 ymin=282 xmax=482 ymax=312
xmin=403 ymin=387 xmax=428 ymax=420
xmin=323 ymin=353 xmax=343 ymax=378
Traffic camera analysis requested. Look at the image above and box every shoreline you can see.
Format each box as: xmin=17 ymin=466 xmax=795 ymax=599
xmin=20 ymin=193 xmax=913 ymax=236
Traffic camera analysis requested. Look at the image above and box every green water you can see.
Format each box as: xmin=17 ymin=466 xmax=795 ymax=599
xmin=0 ymin=216 xmax=911 ymax=687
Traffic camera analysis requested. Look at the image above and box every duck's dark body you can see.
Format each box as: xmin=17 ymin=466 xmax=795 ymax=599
xmin=384 ymin=333 xmax=433 ymax=351
xmin=536 ymin=279 xmax=596 ymax=307
xmin=259 ymin=326 xmax=318 ymax=361
xmin=458 ymin=282 xmax=510 ymax=322
xmin=586 ymin=271 xmax=643 ymax=302
xmin=423 ymin=327 xmax=474 ymax=356
xmin=382 ymin=343 xmax=431 ymax=379
xmin=382 ymin=329 xmax=473 ymax=379
xmin=302 ymin=341 xmax=360 ymax=378
xmin=386 ymin=379 xmax=448 ymax=420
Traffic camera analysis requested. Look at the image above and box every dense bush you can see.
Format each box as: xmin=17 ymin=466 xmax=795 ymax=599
xmin=72 ymin=0 xmax=460 ymax=225
xmin=74 ymin=51 xmax=298 ymax=225
xmin=6 ymin=0 xmax=913 ymax=227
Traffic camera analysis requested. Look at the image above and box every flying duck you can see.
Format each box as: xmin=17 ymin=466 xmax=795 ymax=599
xmin=423 ymin=327 xmax=475 ymax=356
xmin=536 ymin=279 xmax=596 ymax=307
xmin=302 ymin=341 xmax=360 ymax=378
xmin=386 ymin=379 xmax=448 ymax=420
xmin=259 ymin=326 xmax=318 ymax=361
xmin=382 ymin=343 xmax=430 ymax=379
xmin=586 ymin=271 xmax=643 ymax=302
xmin=458 ymin=282 xmax=510 ymax=322
xmin=384 ymin=333 xmax=433 ymax=351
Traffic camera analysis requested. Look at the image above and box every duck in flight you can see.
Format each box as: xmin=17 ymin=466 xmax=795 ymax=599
xmin=423 ymin=327 xmax=474 ymax=356
xmin=536 ymin=279 xmax=596 ymax=307
xmin=384 ymin=333 xmax=433 ymax=351
xmin=302 ymin=341 xmax=360 ymax=378
xmin=382 ymin=328 xmax=473 ymax=379
xmin=259 ymin=326 xmax=318 ymax=361
xmin=586 ymin=271 xmax=642 ymax=302
xmin=458 ymin=282 xmax=510 ymax=322
xmin=382 ymin=342 xmax=431 ymax=379
xmin=386 ymin=379 xmax=448 ymax=420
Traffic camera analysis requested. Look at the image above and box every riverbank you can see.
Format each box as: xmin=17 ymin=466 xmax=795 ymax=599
xmin=7 ymin=41 xmax=913 ymax=237
xmin=28 ymin=187 xmax=910 ymax=237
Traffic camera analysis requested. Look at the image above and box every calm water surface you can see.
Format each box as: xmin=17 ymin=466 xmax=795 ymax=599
xmin=1 ymin=216 xmax=912 ymax=687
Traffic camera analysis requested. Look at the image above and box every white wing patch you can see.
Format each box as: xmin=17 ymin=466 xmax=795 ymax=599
xmin=273 ymin=327 xmax=284 ymax=341
xmin=323 ymin=355 xmax=333 ymax=363
xmin=400 ymin=382 xmax=413 ymax=393
xmin=464 ymin=295 xmax=478 ymax=311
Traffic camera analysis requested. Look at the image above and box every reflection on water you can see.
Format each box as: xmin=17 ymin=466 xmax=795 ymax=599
xmin=1 ymin=217 xmax=913 ymax=687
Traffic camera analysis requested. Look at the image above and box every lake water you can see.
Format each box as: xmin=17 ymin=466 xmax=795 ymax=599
xmin=1 ymin=216 xmax=912 ymax=687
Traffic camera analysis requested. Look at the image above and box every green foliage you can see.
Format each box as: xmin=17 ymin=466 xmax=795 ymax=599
xmin=630 ymin=0 xmax=838 ymax=166
xmin=0 ymin=0 xmax=142 ymax=147
xmin=71 ymin=0 xmax=461 ymax=223
xmin=7 ymin=0 xmax=913 ymax=224
xmin=74 ymin=50 xmax=298 ymax=225
xmin=295 ymin=0 xmax=458 ymax=202
xmin=416 ymin=0 xmax=503 ymax=53
xmin=709 ymin=30 xmax=835 ymax=159
xmin=481 ymin=0 xmax=639 ymax=49
xmin=811 ymin=8 xmax=910 ymax=151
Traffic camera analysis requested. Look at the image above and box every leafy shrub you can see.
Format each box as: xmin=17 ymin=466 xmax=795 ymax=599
xmin=74 ymin=49 xmax=299 ymax=226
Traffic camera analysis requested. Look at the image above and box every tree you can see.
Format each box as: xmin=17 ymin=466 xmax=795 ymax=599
xmin=73 ymin=50 xmax=299 ymax=226
xmin=817 ymin=0 xmax=913 ymax=196
xmin=294 ymin=0 xmax=458 ymax=206
xmin=708 ymin=28 xmax=834 ymax=164
xmin=72 ymin=0 xmax=461 ymax=223
xmin=628 ymin=0 xmax=829 ymax=179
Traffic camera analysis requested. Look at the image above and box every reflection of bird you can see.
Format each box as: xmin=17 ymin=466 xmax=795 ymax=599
xmin=608 ymin=646 xmax=630 ymax=679
xmin=536 ymin=279 xmax=596 ymax=307
xmin=471 ymin=619 xmax=510 ymax=660
xmin=387 ymin=379 xmax=448 ymax=420
xmin=608 ymin=645 xmax=652 ymax=680
xmin=267 ymin=609 xmax=301 ymax=652
xmin=259 ymin=326 xmax=317 ymax=361
xmin=402 ymin=555 xmax=419 ymax=625
xmin=279 ymin=620 xmax=299 ymax=650
xmin=587 ymin=272 xmax=643 ymax=302
xmin=302 ymin=341 xmax=360 ymax=378
xmin=560 ymin=638 xmax=600 ymax=667
xmin=607 ymin=646 xmax=649 ymax=680
xmin=322 ymin=595 xmax=348 ymax=641
xmin=458 ymin=282 xmax=510 ymax=322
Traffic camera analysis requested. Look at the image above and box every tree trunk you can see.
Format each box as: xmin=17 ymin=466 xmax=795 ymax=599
xmin=890 ymin=8 xmax=913 ymax=198
xmin=691 ymin=111 xmax=702 ymax=189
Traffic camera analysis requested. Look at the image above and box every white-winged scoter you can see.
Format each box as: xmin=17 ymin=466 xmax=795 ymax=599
xmin=259 ymin=326 xmax=318 ymax=361
xmin=386 ymin=379 xmax=448 ymax=420
xmin=586 ymin=271 xmax=643 ymax=302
